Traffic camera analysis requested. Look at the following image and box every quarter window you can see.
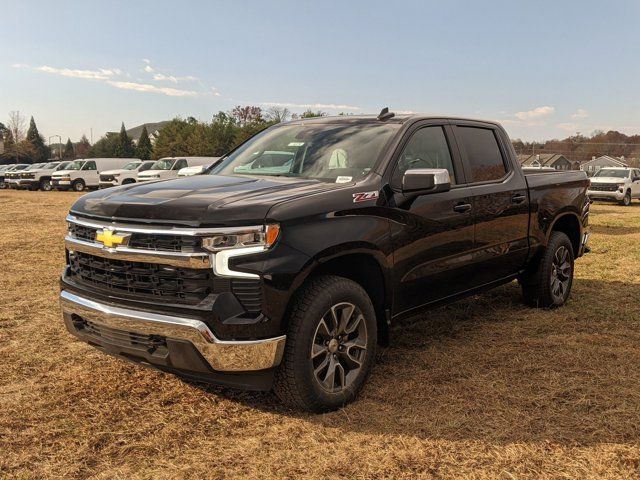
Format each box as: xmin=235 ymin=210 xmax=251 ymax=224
xmin=394 ymin=126 xmax=456 ymax=185
xmin=456 ymin=127 xmax=507 ymax=182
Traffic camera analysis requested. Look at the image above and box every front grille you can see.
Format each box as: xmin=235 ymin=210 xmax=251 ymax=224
xmin=100 ymin=174 xmax=115 ymax=182
xmin=68 ymin=222 xmax=202 ymax=252
xmin=590 ymin=183 xmax=619 ymax=192
xmin=74 ymin=317 xmax=168 ymax=353
xmin=68 ymin=251 xmax=212 ymax=304
xmin=128 ymin=233 xmax=201 ymax=253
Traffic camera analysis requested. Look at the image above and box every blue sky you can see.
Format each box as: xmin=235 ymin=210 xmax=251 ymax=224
xmin=1 ymin=0 xmax=639 ymax=142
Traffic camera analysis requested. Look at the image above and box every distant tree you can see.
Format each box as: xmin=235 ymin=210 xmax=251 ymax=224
xmin=266 ymin=106 xmax=291 ymax=123
xmin=25 ymin=116 xmax=50 ymax=162
xmin=8 ymin=111 xmax=27 ymax=143
xmin=1 ymin=129 xmax=16 ymax=163
xmin=136 ymin=125 xmax=153 ymax=160
xmin=231 ymin=105 xmax=263 ymax=127
xmin=152 ymin=118 xmax=195 ymax=158
xmin=75 ymin=134 xmax=91 ymax=158
xmin=114 ymin=122 xmax=135 ymax=158
xmin=299 ymin=109 xmax=326 ymax=118
xmin=87 ymin=132 xmax=119 ymax=158
xmin=63 ymin=138 xmax=75 ymax=159
xmin=210 ymin=112 xmax=238 ymax=155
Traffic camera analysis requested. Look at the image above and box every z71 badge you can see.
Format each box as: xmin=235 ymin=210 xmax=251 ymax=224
xmin=352 ymin=191 xmax=379 ymax=203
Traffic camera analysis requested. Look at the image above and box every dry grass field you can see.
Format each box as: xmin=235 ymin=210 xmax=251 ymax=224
xmin=1 ymin=190 xmax=640 ymax=479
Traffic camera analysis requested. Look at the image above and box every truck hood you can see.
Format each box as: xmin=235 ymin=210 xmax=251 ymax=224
xmin=52 ymin=170 xmax=77 ymax=177
xmin=139 ymin=169 xmax=170 ymax=176
xmin=70 ymin=174 xmax=343 ymax=226
xmin=100 ymin=168 xmax=129 ymax=175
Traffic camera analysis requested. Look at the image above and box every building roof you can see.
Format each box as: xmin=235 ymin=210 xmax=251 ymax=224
xmin=580 ymin=155 xmax=628 ymax=167
xmin=517 ymin=154 xmax=570 ymax=167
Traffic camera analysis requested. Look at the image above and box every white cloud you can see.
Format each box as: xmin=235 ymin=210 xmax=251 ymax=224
xmin=571 ymin=108 xmax=588 ymax=119
xmin=514 ymin=106 xmax=555 ymax=121
xmin=144 ymin=65 xmax=154 ymax=73
xmin=153 ymin=73 xmax=198 ymax=84
xmin=107 ymin=80 xmax=197 ymax=97
xmin=261 ymin=102 xmax=362 ymax=111
xmin=13 ymin=63 xmax=122 ymax=80
xmin=211 ymin=86 xmax=221 ymax=96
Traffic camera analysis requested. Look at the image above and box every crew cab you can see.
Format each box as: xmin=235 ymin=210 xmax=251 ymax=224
xmin=587 ymin=167 xmax=640 ymax=206
xmin=5 ymin=164 xmax=42 ymax=189
xmin=59 ymin=111 xmax=590 ymax=412
xmin=18 ymin=160 xmax=70 ymax=191
xmin=138 ymin=157 xmax=218 ymax=182
xmin=98 ymin=160 xmax=156 ymax=188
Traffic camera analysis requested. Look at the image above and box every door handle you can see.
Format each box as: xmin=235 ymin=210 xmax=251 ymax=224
xmin=453 ymin=203 xmax=472 ymax=213
xmin=512 ymin=193 xmax=526 ymax=204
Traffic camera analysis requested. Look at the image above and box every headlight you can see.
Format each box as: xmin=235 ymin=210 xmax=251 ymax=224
xmin=202 ymin=224 xmax=280 ymax=252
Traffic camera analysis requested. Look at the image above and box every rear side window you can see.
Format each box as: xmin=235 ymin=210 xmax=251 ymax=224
xmin=138 ymin=162 xmax=154 ymax=172
xmin=456 ymin=127 xmax=506 ymax=183
xmin=82 ymin=161 xmax=97 ymax=171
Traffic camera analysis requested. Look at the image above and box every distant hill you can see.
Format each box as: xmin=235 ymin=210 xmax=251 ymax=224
xmin=108 ymin=121 xmax=171 ymax=144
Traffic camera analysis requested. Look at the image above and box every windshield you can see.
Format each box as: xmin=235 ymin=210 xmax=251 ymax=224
xmin=42 ymin=162 xmax=60 ymax=169
xmin=211 ymin=123 xmax=401 ymax=182
xmin=150 ymin=159 xmax=175 ymax=170
xmin=66 ymin=160 xmax=86 ymax=171
xmin=54 ymin=162 xmax=70 ymax=171
xmin=26 ymin=163 xmax=45 ymax=170
xmin=123 ymin=162 xmax=141 ymax=170
xmin=593 ymin=169 xmax=629 ymax=178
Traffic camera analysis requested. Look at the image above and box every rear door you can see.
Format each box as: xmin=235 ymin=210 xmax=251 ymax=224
xmin=387 ymin=121 xmax=477 ymax=315
xmin=632 ymin=169 xmax=640 ymax=197
xmin=451 ymin=122 xmax=530 ymax=284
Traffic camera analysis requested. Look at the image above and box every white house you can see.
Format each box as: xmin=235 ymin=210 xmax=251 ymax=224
xmin=579 ymin=155 xmax=628 ymax=175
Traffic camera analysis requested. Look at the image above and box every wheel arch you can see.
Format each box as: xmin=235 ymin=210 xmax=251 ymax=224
xmin=286 ymin=248 xmax=392 ymax=346
xmin=548 ymin=212 xmax=581 ymax=255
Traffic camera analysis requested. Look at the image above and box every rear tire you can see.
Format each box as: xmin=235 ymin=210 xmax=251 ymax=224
xmin=274 ymin=275 xmax=377 ymax=412
xmin=71 ymin=179 xmax=85 ymax=192
xmin=40 ymin=179 xmax=52 ymax=191
xmin=521 ymin=231 xmax=574 ymax=308
xmin=620 ymin=190 xmax=632 ymax=206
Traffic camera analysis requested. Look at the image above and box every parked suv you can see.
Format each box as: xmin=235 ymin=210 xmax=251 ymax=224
xmin=52 ymin=158 xmax=139 ymax=191
xmin=18 ymin=160 xmax=70 ymax=191
xmin=587 ymin=167 xmax=640 ymax=206
xmin=138 ymin=157 xmax=218 ymax=182
xmin=99 ymin=160 xmax=155 ymax=188
xmin=60 ymin=112 xmax=590 ymax=411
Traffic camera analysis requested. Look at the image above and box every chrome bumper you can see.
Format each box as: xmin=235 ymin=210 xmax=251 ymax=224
xmin=60 ymin=290 xmax=286 ymax=372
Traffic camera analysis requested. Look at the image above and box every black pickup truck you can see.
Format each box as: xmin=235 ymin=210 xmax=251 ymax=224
xmin=60 ymin=111 xmax=590 ymax=411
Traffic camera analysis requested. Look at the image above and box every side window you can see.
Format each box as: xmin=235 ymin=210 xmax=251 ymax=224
xmin=456 ymin=127 xmax=507 ymax=183
xmin=138 ymin=162 xmax=153 ymax=172
xmin=393 ymin=126 xmax=456 ymax=186
xmin=82 ymin=161 xmax=97 ymax=171
xmin=173 ymin=159 xmax=188 ymax=170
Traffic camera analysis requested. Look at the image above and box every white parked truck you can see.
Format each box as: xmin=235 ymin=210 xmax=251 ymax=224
xmin=587 ymin=167 xmax=640 ymax=206
xmin=52 ymin=158 xmax=139 ymax=191
xmin=98 ymin=160 xmax=156 ymax=188
xmin=138 ymin=157 xmax=218 ymax=182
xmin=17 ymin=160 xmax=71 ymax=191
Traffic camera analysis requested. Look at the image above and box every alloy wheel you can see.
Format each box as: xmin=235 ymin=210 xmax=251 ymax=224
xmin=310 ymin=302 xmax=367 ymax=393
xmin=550 ymin=245 xmax=572 ymax=303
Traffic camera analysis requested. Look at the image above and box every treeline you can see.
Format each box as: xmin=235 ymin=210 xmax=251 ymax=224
xmin=87 ymin=106 xmax=326 ymax=160
xmin=512 ymin=130 xmax=640 ymax=163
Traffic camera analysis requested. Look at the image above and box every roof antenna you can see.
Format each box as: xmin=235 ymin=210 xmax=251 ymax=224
xmin=377 ymin=107 xmax=395 ymax=121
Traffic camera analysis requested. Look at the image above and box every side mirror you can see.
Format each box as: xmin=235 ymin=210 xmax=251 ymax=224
xmin=402 ymin=168 xmax=451 ymax=196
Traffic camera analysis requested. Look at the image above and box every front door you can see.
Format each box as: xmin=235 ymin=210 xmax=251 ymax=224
xmin=386 ymin=122 xmax=477 ymax=316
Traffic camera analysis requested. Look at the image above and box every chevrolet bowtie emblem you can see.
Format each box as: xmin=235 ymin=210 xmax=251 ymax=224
xmin=95 ymin=229 xmax=130 ymax=248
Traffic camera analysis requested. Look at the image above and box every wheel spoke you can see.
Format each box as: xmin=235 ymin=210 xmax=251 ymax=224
xmin=316 ymin=318 xmax=332 ymax=339
xmin=322 ymin=356 xmax=338 ymax=389
xmin=344 ymin=313 xmax=363 ymax=335
xmin=311 ymin=342 xmax=326 ymax=360
xmin=314 ymin=354 xmax=330 ymax=378
xmin=335 ymin=303 xmax=355 ymax=334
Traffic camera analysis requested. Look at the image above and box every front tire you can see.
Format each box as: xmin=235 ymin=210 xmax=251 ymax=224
xmin=40 ymin=179 xmax=52 ymax=191
xmin=620 ymin=190 xmax=632 ymax=206
xmin=274 ymin=275 xmax=377 ymax=412
xmin=521 ymin=231 xmax=574 ymax=308
xmin=71 ymin=179 xmax=85 ymax=192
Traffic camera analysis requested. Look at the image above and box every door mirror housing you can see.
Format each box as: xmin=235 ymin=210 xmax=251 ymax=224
xmin=402 ymin=168 xmax=451 ymax=196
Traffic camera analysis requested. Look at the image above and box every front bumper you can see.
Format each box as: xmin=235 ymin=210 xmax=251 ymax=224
xmin=99 ymin=180 xmax=119 ymax=188
xmin=587 ymin=189 xmax=625 ymax=201
xmin=17 ymin=179 xmax=38 ymax=188
xmin=60 ymin=290 xmax=286 ymax=382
